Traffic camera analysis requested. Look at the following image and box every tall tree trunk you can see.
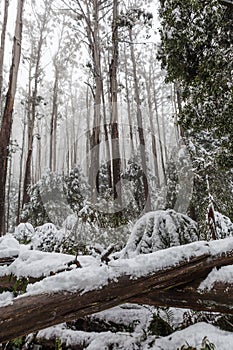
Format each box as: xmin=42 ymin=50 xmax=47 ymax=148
xmin=85 ymin=84 xmax=91 ymax=175
xmin=143 ymin=67 xmax=160 ymax=188
xmin=0 ymin=0 xmax=9 ymax=104
xmin=161 ymin=86 xmax=168 ymax=162
xmin=22 ymin=62 xmax=34 ymax=207
xmin=109 ymin=0 xmax=121 ymax=205
xmin=151 ymin=73 xmax=167 ymax=186
xmin=16 ymin=111 xmax=26 ymax=225
xmin=0 ymin=0 xmax=24 ymax=235
xmin=123 ymin=43 xmax=134 ymax=156
xmin=6 ymin=149 xmax=12 ymax=232
xmin=49 ymin=67 xmax=58 ymax=171
xmin=34 ymin=124 xmax=41 ymax=182
xmin=102 ymin=50 xmax=113 ymax=188
xmin=22 ymin=3 xmax=51 ymax=208
xmin=83 ymin=0 xmax=102 ymax=203
xmin=129 ymin=27 xmax=151 ymax=212
xmin=101 ymin=82 xmax=112 ymax=189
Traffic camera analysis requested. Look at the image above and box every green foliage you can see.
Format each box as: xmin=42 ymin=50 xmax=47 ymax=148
xmin=158 ymin=0 xmax=233 ymax=163
xmin=214 ymin=314 xmax=233 ymax=332
xmin=148 ymin=313 xmax=174 ymax=336
xmin=55 ymin=337 xmax=62 ymax=350
xmin=158 ymin=0 xmax=233 ymax=235
xmin=12 ymin=277 xmax=28 ymax=297
xmin=7 ymin=336 xmax=27 ymax=349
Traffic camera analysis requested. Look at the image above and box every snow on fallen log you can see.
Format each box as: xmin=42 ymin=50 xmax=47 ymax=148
xmin=0 ymin=235 xmax=20 ymax=266
xmin=1 ymin=237 xmax=233 ymax=342
xmin=0 ymin=244 xmax=95 ymax=290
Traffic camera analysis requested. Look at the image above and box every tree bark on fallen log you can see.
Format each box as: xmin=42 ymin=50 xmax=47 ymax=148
xmin=1 ymin=240 xmax=233 ymax=342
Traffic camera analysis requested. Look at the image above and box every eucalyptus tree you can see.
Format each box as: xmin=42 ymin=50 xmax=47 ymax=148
xmin=22 ymin=0 xmax=54 ymax=208
xmin=109 ymin=0 xmax=121 ymax=205
xmin=0 ymin=0 xmax=9 ymax=105
xmin=66 ymin=0 xmax=105 ymax=202
xmin=117 ymin=5 xmax=154 ymax=212
xmin=49 ymin=13 xmax=79 ymax=172
xmin=0 ymin=0 xmax=25 ymax=235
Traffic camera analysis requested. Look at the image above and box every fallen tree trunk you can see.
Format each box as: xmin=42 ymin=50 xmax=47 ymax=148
xmin=0 ymin=239 xmax=233 ymax=342
xmin=1 ymin=238 xmax=233 ymax=342
xmin=132 ymin=280 xmax=233 ymax=315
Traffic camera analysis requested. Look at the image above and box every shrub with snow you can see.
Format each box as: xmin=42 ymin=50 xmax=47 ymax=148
xmin=14 ymin=223 xmax=35 ymax=244
xmin=215 ymin=211 xmax=233 ymax=239
xmin=32 ymin=223 xmax=61 ymax=252
xmin=122 ymin=209 xmax=199 ymax=258
xmin=0 ymin=234 xmax=20 ymax=258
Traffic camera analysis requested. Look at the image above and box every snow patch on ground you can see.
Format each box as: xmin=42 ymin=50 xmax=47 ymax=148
xmin=152 ymin=322 xmax=233 ymax=350
xmin=38 ymin=322 xmax=233 ymax=349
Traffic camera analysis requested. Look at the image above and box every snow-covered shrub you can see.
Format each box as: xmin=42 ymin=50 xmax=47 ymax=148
xmin=62 ymin=214 xmax=77 ymax=231
xmin=65 ymin=165 xmax=90 ymax=215
xmin=213 ymin=211 xmax=233 ymax=239
xmin=21 ymin=184 xmax=49 ymax=227
xmin=32 ymin=223 xmax=62 ymax=252
xmin=0 ymin=234 xmax=20 ymax=258
xmin=122 ymin=209 xmax=199 ymax=258
xmin=21 ymin=171 xmax=71 ymax=228
xmin=14 ymin=223 xmax=34 ymax=244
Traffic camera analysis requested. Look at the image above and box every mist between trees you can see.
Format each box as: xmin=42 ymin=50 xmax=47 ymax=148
xmin=0 ymin=0 xmax=233 ymax=348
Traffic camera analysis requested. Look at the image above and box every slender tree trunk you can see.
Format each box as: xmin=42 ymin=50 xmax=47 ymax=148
xmin=85 ymin=85 xmax=91 ymax=175
xmin=22 ymin=74 xmax=34 ymax=207
xmin=109 ymin=0 xmax=121 ymax=205
xmin=49 ymin=68 xmax=58 ymax=171
xmin=143 ymin=68 xmax=160 ymax=187
xmin=123 ymin=44 xmax=134 ymax=156
xmin=16 ymin=111 xmax=26 ymax=225
xmin=83 ymin=0 xmax=102 ymax=202
xmin=0 ymin=0 xmax=24 ymax=235
xmin=161 ymin=87 xmax=168 ymax=162
xmin=151 ymin=73 xmax=167 ymax=186
xmin=34 ymin=124 xmax=41 ymax=182
xmin=102 ymin=50 xmax=113 ymax=188
xmin=129 ymin=27 xmax=151 ymax=212
xmin=22 ymin=3 xmax=50 ymax=208
xmin=6 ymin=150 xmax=12 ymax=232
xmin=101 ymin=82 xmax=112 ymax=189
xmin=0 ymin=0 xmax=9 ymax=103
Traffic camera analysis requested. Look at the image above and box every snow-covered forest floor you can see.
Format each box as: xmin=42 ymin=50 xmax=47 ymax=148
xmin=1 ymin=213 xmax=233 ymax=349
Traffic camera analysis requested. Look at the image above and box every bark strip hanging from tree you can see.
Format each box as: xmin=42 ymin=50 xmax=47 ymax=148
xmin=1 ymin=240 xmax=233 ymax=342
